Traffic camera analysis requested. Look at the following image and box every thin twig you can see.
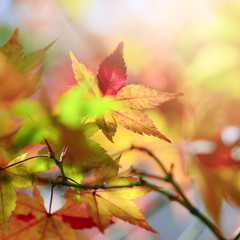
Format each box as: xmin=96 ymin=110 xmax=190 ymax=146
xmin=132 ymin=146 xmax=169 ymax=176
xmin=232 ymin=230 xmax=240 ymax=240
xmin=36 ymin=175 xmax=143 ymax=189
xmin=2 ymin=154 xmax=49 ymax=170
xmin=126 ymin=147 xmax=225 ymax=240
xmin=110 ymin=147 xmax=133 ymax=158
xmin=49 ymin=154 xmax=68 ymax=182
xmin=31 ymin=146 xmax=225 ymax=240
xmin=130 ymin=168 xmax=167 ymax=182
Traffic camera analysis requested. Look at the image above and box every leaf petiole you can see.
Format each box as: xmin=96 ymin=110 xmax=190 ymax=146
xmin=48 ymin=185 xmax=54 ymax=215
xmin=2 ymin=154 xmax=49 ymax=170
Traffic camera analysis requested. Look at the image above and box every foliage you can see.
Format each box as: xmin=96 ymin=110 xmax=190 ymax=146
xmin=0 ymin=29 xmax=239 ymax=240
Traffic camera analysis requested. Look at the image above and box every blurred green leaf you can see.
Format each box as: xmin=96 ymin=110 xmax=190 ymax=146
xmin=12 ymin=100 xmax=58 ymax=151
xmin=57 ymin=85 xmax=116 ymax=127
xmin=63 ymin=161 xmax=83 ymax=184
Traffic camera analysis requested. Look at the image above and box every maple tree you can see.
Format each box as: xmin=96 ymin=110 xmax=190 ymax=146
xmin=0 ymin=29 xmax=239 ymax=240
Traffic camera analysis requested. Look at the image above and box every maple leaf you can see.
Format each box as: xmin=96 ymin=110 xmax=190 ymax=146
xmin=70 ymin=52 xmax=101 ymax=97
xmin=0 ymin=53 xmax=30 ymax=107
xmin=0 ymin=29 xmax=55 ymax=70
xmin=185 ymin=136 xmax=240 ymax=224
xmin=94 ymin=155 xmax=121 ymax=183
xmin=11 ymin=100 xmax=57 ymax=153
xmin=0 ymin=29 xmax=55 ymax=107
xmin=196 ymin=140 xmax=240 ymax=168
xmin=70 ymin=43 xmax=182 ymax=143
xmin=0 ymin=29 xmax=24 ymax=65
xmin=0 ymin=153 xmax=33 ymax=234
xmin=96 ymin=114 xmax=117 ymax=142
xmin=0 ymin=187 xmax=97 ymax=239
xmin=59 ymin=123 xmax=112 ymax=166
xmin=57 ymin=84 xmax=115 ymax=127
xmin=67 ymin=177 xmax=158 ymax=233
xmin=190 ymin=161 xmax=240 ymax=225
xmin=97 ymin=42 xmax=127 ymax=96
xmin=11 ymin=98 xmax=114 ymax=176
xmin=112 ymin=108 xmax=171 ymax=142
xmin=27 ymin=117 xmax=114 ymax=180
xmin=115 ymin=84 xmax=182 ymax=110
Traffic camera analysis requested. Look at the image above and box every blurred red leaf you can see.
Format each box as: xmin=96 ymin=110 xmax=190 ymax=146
xmin=184 ymin=134 xmax=240 ymax=224
xmin=197 ymin=140 xmax=240 ymax=168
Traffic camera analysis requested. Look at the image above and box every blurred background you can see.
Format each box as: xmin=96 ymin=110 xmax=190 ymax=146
xmin=1 ymin=0 xmax=240 ymax=239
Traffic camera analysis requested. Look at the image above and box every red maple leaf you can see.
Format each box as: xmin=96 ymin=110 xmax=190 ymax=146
xmin=97 ymin=42 xmax=127 ymax=96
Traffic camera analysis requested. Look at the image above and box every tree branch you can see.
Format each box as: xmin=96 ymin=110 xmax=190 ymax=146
xmin=12 ymin=148 xmax=225 ymax=240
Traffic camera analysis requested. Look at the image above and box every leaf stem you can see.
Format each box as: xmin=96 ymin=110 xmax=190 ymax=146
xmin=130 ymin=168 xmax=167 ymax=181
xmin=48 ymin=185 xmax=54 ymax=215
xmin=110 ymin=146 xmax=133 ymax=158
xmin=2 ymin=154 xmax=49 ymax=170
xmin=43 ymin=139 xmax=68 ymax=182
xmin=50 ymin=155 xmax=68 ymax=182
xmin=81 ymin=115 xmax=89 ymax=124
xmin=66 ymin=177 xmax=81 ymax=185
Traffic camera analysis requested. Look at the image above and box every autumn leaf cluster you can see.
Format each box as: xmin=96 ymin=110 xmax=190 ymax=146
xmin=1 ymin=26 xmax=239 ymax=240
xmin=0 ymin=29 xmax=182 ymax=239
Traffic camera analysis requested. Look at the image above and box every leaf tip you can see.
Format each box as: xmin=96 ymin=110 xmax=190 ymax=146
xmin=156 ymin=132 xmax=171 ymax=143
xmin=116 ymin=41 xmax=124 ymax=52
xmin=8 ymin=28 xmax=19 ymax=44
xmin=44 ymin=138 xmax=54 ymax=157
xmin=165 ymin=138 xmax=171 ymax=144
xmin=12 ymin=28 xmax=19 ymax=38
xmin=44 ymin=39 xmax=57 ymax=50
xmin=69 ymin=51 xmax=78 ymax=66
xmin=69 ymin=50 xmax=74 ymax=59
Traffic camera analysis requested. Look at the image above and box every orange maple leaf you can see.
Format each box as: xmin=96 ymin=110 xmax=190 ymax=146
xmin=184 ymin=136 xmax=240 ymax=224
xmin=65 ymin=177 xmax=158 ymax=234
xmin=0 ymin=29 xmax=55 ymax=107
xmin=70 ymin=43 xmax=182 ymax=143
xmin=0 ymin=187 xmax=98 ymax=240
